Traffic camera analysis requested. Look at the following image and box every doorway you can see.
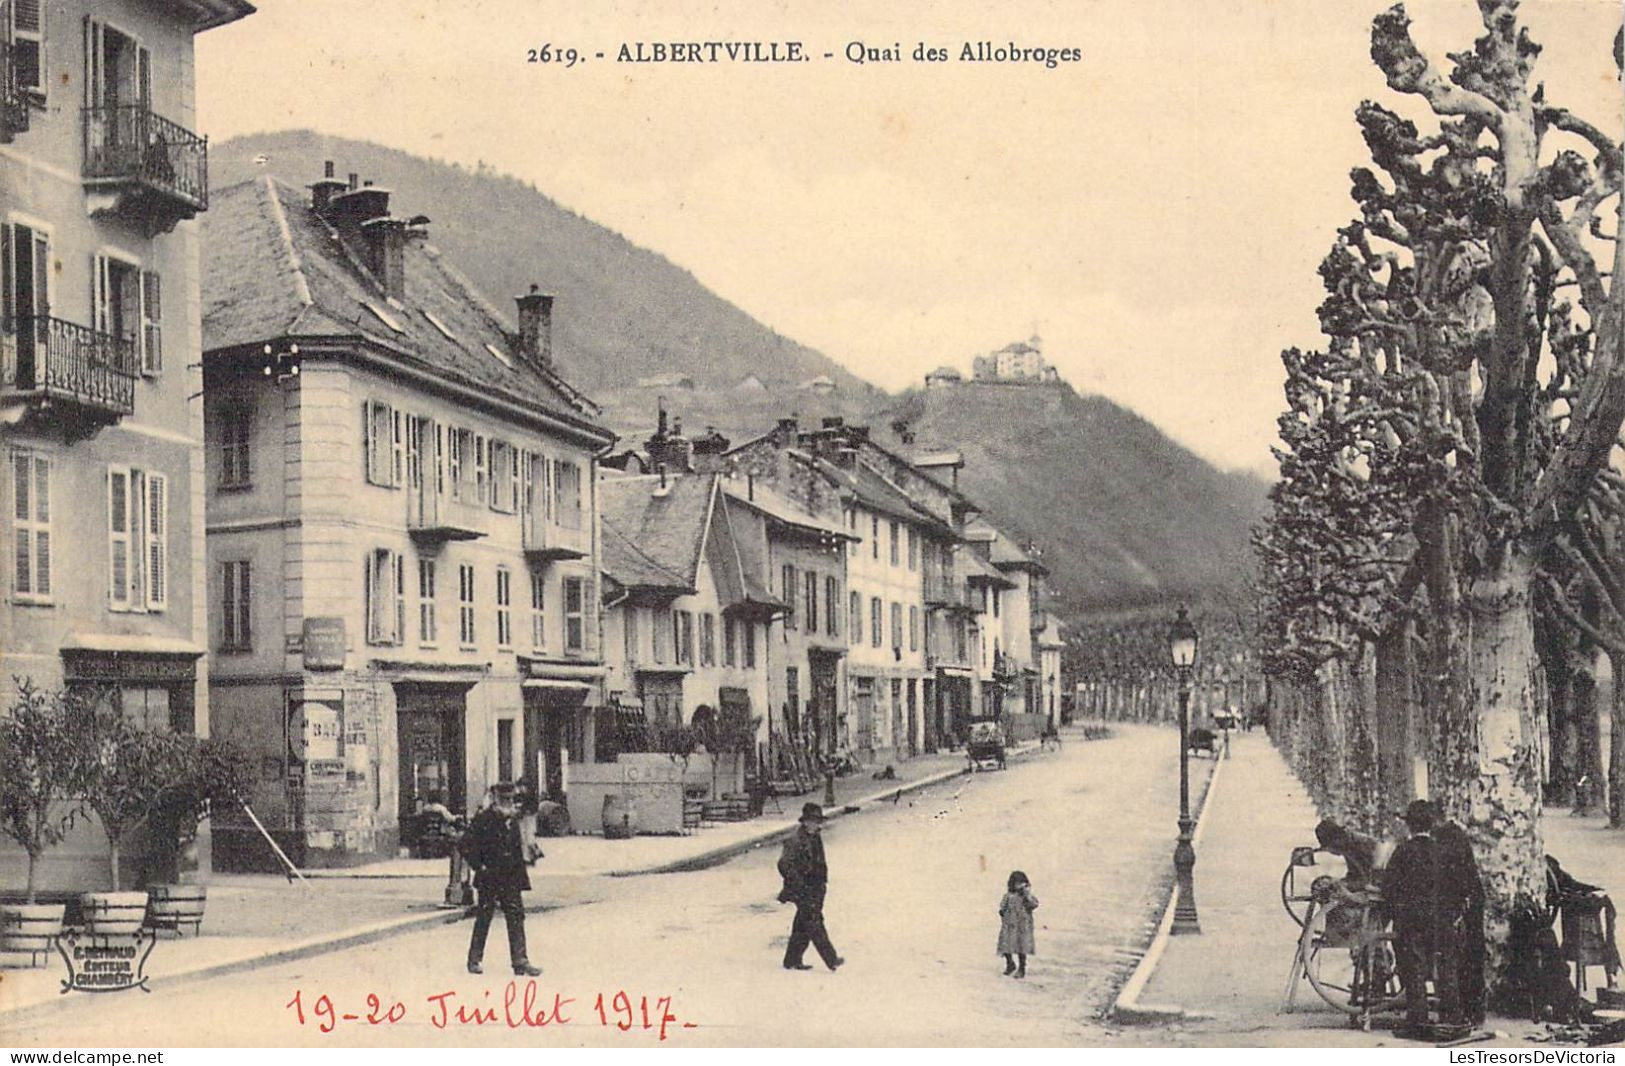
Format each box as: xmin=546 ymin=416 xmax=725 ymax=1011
xmin=394 ymin=684 xmax=467 ymax=845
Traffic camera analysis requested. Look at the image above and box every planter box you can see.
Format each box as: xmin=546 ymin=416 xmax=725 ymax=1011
xmin=0 ymin=902 xmax=67 ymax=967
xmin=146 ymin=884 xmax=207 ymax=936
xmin=79 ymin=891 xmax=149 ymax=935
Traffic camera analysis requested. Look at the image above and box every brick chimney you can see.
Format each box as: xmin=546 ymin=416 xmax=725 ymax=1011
xmin=309 ymin=160 xmax=347 ymax=214
xmin=515 ymin=285 xmax=554 ymax=371
xmin=362 ymin=216 xmax=408 ymax=301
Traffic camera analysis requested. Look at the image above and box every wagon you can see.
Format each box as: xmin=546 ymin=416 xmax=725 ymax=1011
xmin=966 ymin=720 xmax=1007 ymax=771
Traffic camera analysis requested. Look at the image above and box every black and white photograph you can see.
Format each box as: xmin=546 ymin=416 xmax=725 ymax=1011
xmin=1 ymin=0 xmax=1624 ymax=1052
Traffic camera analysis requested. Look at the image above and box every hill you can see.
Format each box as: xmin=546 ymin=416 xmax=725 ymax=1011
xmin=209 ymin=130 xmax=881 ymax=440
xmin=878 ymin=381 xmax=1270 ymax=615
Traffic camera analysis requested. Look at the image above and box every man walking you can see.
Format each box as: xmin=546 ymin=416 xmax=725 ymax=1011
xmin=462 ymin=784 xmax=542 ymax=977
xmin=778 ymin=803 xmax=844 ymax=972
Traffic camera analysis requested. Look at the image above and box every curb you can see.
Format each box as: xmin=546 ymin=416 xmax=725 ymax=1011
xmin=612 ymin=742 xmax=1045 ymax=876
xmin=1109 ymin=743 xmax=1227 ymax=1026
xmin=1 ymin=906 xmax=463 ymax=1025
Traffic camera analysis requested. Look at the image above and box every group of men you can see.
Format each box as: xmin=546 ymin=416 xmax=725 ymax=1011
xmin=1316 ymin=798 xmax=1486 ymax=1035
xmin=453 ymin=785 xmax=845 ymax=977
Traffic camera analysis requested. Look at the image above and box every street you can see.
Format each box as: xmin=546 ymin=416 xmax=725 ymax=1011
xmin=7 ymin=725 xmax=1210 ymax=1047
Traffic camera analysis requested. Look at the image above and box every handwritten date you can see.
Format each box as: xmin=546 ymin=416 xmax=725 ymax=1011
xmin=286 ymin=985 xmax=693 ymax=1041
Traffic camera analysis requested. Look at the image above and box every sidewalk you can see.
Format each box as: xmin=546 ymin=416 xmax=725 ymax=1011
xmin=0 ymin=741 xmax=1037 ymax=1019
xmin=1112 ymin=732 xmax=1625 ymax=1048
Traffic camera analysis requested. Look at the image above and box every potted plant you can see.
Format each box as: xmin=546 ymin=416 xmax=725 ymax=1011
xmin=144 ymin=736 xmax=250 ymax=935
xmin=74 ymin=700 xmax=186 ymax=934
xmin=0 ymin=681 xmax=91 ymax=963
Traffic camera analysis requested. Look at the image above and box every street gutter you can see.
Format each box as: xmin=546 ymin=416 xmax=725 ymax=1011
xmin=1110 ymin=745 xmax=1227 ymax=1026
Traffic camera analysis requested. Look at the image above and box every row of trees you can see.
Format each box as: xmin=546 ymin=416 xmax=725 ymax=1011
xmin=0 ymin=681 xmax=250 ymax=903
xmin=1255 ymin=2 xmax=1625 ymax=992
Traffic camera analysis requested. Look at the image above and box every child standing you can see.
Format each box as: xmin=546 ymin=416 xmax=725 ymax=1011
xmin=998 ymin=870 xmax=1039 ymax=978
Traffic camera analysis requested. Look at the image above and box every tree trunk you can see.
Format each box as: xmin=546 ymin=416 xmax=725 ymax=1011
xmin=25 ymin=850 xmax=39 ymax=905
xmin=1444 ymin=558 xmax=1548 ymax=989
xmin=1538 ymin=619 xmax=1578 ymax=806
xmin=1611 ymin=662 xmax=1625 ymax=829
xmin=1574 ymin=660 xmax=1604 ymax=816
xmin=1376 ymin=619 xmax=1421 ymax=812
xmin=1349 ymin=641 xmax=1384 ymax=835
xmin=108 ymin=839 xmax=122 ymax=892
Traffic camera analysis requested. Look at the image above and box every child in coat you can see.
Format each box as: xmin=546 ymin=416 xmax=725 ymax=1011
xmin=998 ymin=870 xmax=1039 ymax=978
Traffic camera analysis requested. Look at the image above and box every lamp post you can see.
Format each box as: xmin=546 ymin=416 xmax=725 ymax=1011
xmin=1168 ymin=605 xmax=1201 ymax=935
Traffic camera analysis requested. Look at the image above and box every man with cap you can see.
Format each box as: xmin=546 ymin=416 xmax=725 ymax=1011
xmin=777 ymin=803 xmax=844 ymax=972
xmin=1383 ymin=799 xmax=1462 ymax=1035
xmin=461 ymin=784 xmax=542 ymax=977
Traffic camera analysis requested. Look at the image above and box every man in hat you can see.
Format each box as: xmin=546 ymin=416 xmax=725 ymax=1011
xmin=777 ymin=803 xmax=844 ymax=972
xmin=1383 ymin=799 xmax=1462 ymax=1035
xmin=461 ymin=784 xmax=542 ymax=976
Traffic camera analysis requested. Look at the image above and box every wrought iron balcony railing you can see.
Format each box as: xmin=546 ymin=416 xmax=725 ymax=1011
xmin=82 ymin=105 xmax=208 ymax=218
xmin=0 ymin=315 xmax=137 ymax=417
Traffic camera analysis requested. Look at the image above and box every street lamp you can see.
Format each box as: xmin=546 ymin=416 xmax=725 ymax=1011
xmin=1168 ymin=605 xmax=1201 ymax=935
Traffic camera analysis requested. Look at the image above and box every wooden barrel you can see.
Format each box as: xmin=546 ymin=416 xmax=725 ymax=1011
xmin=601 ymin=793 xmax=635 ymax=839
xmin=0 ymin=903 xmax=66 ymax=956
xmin=146 ymin=884 xmax=207 ymax=933
xmin=79 ymin=892 xmax=149 ymax=935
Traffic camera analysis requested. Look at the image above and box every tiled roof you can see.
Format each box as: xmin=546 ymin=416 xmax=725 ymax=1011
xmin=599 ymin=474 xmax=714 ymax=590
xmin=201 ymin=176 xmax=611 ymax=441
xmin=961 ymin=547 xmax=1015 ymax=587
xmin=720 ymin=478 xmax=851 ymax=540
xmin=817 ymin=459 xmax=955 ymax=539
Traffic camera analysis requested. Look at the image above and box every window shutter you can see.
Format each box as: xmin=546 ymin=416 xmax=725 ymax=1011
xmin=391 ymin=409 xmax=404 ymax=487
xmin=220 ymin=562 xmax=235 ymax=647
xmin=392 ymin=551 xmax=405 ymax=644
xmin=140 ymin=271 xmax=161 ymax=374
xmin=31 ymin=454 xmax=48 ymax=596
xmin=14 ymin=0 xmax=42 ymax=94
xmin=2 ymin=224 xmax=13 ymax=330
xmin=362 ymin=401 xmax=375 ymax=482
xmin=363 ymin=552 xmax=375 ymax=643
xmin=145 ymin=472 xmax=166 ymax=609
xmin=107 ymin=467 xmax=130 ymax=608
xmin=91 ymin=255 xmax=110 ymax=335
xmin=12 ymin=450 xmax=29 ymax=595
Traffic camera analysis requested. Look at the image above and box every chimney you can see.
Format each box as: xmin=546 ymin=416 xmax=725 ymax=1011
xmin=362 ymin=217 xmax=408 ymax=301
xmin=822 ymin=416 xmax=844 ymax=429
xmin=515 ymin=285 xmax=554 ymax=370
xmin=774 ymin=416 xmax=798 ymax=447
xmin=309 ymin=160 xmax=347 ymax=215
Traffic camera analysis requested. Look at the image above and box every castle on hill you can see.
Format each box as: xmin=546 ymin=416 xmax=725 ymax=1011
xmin=926 ymin=335 xmax=1060 ymax=388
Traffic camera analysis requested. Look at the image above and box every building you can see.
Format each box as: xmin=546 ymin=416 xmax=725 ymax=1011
xmin=1033 ymin=612 xmax=1067 ymax=729
xmin=0 ymin=0 xmax=255 ymax=893
xmin=199 ymin=164 xmax=614 ymax=869
xmin=964 ymin=520 xmax=1050 ymax=738
xmin=598 ymin=471 xmax=776 ymax=763
xmin=971 ymin=336 xmax=1059 ymax=384
xmin=924 ymin=366 xmax=962 ymax=389
xmin=720 ymin=476 xmax=853 ymax=783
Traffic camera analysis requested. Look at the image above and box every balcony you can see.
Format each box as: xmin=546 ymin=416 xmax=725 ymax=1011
xmin=82 ymin=106 xmax=208 ymax=235
xmin=924 ymin=571 xmax=972 ymax=611
xmin=0 ymin=315 xmax=136 ymax=426
xmin=523 ymin=511 xmax=590 ymax=561
xmin=406 ymin=485 xmax=488 ymax=544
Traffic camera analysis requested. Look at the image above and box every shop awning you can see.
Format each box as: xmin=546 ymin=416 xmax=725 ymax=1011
xmin=63 ymin=633 xmax=205 ymax=656
xmin=521 ymin=679 xmax=593 ymax=694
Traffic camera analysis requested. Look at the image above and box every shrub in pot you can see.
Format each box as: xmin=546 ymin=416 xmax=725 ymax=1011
xmin=0 ymin=681 xmax=92 ymax=960
xmin=144 ymin=737 xmax=251 ymax=935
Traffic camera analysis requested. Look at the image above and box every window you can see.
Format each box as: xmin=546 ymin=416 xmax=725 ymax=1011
xmin=653 ymin=608 xmax=670 ymax=663
xmin=870 ymin=597 xmax=882 ymax=648
xmin=9 ymin=0 xmax=44 ymax=96
xmin=1 ymin=224 xmax=51 ymax=371
xmin=107 ymin=466 xmax=166 ymax=611
xmin=474 ymin=434 xmax=489 ymax=505
xmin=891 ymin=602 xmax=903 ymax=651
xmin=624 ymin=607 xmax=639 ymax=664
xmin=871 ymin=515 xmax=880 ymax=559
xmin=497 ymin=719 xmax=514 ymax=784
xmin=92 ymin=255 xmax=161 ymax=375
xmin=700 ymin=613 xmax=715 ymax=667
xmin=552 ymin=459 xmax=583 ymax=530
xmin=909 ymin=606 xmax=919 ymax=652
xmin=781 ymin=564 xmax=797 ymax=629
xmin=364 ymin=548 xmax=405 ymax=645
xmin=220 ymin=560 xmax=251 ymax=651
xmin=804 ymin=571 xmax=817 ymax=633
xmin=907 ymin=529 xmax=919 ymax=571
xmin=849 ymin=591 xmax=862 ymax=646
xmin=826 ymin=576 xmax=839 ymax=638
xmin=219 ymin=404 xmax=252 ymax=488
xmin=723 ymin=616 xmax=737 ymax=667
xmin=449 ymin=428 xmax=470 ymax=500
xmin=363 ymin=401 xmax=402 ymax=487
xmin=890 ymin=520 xmax=900 ymax=566
xmin=489 ymin=441 xmax=518 ymax=514
xmin=495 ymin=566 xmax=513 ymax=649
xmin=458 ymin=564 xmax=476 ymax=646
xmin=742 ymin=620 xmax=756 ymax=669
xmin=418 ymin=558 xmax=437 ymax=645
xmin=563 ymin=576 xmax=587 ymax=653
xmin=675 ymin=609 xmax=694 ymax=666
xmin=531 ymin=572 xmax=546 ymax=651
xmin=11 ymin=449 xmax=49 ymax=601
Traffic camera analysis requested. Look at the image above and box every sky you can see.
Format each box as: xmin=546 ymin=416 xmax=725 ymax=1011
xmin=194 ymin=0 xmax=1624 ymax=475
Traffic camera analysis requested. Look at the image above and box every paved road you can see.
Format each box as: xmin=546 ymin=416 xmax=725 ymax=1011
xmin=9 ymin=725 xmax=1208 ymax=1047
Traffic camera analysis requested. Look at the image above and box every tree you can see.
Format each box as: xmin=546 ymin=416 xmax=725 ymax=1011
xmin=75 ymin=698 xmax=191 ymax=892
xmin=0 ymin=682 xmax=94 ymax=903
xmin=1264 ymin=1 xmax=1624 ymax=987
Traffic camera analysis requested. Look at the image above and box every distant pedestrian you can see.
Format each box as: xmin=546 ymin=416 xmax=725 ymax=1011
xmin=998 ymin=870 xmax=1039 ymax=978
xmin=461 ymin=784 xmax=542 ymax=977
xmin=777 ymin=803 xmax=844 ymax=972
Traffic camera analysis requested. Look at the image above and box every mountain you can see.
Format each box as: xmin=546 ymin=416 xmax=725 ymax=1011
xmin=209 ymin=131 xmax=881 ymax=440
xmin=877 ymin=381 xmax=1270 ymax=616
xmin=210 ymin=131 xmax=1268 ymax=616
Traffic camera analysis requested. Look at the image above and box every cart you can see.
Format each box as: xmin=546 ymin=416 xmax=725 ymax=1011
xmin=966 ymin=720 xmax=1007 ymax=771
